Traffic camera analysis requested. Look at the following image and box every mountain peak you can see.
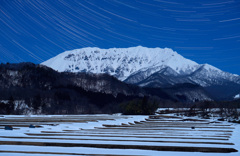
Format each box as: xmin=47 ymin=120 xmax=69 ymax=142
xmin=202 ymin=63 xmax=221 ymax=72
xmin=42 ymin=46 xmax=199 ymax=80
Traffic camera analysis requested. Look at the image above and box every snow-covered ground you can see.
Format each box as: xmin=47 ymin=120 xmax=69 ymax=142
xmin=0 ymin=113 xmax=239 ymax=156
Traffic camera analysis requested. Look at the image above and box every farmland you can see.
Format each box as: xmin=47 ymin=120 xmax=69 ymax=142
xmin=0 ymin=111 xmax=239 ymax=156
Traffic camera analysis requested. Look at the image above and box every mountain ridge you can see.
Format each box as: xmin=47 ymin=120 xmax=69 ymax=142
xmin=42 ymin=46 xmax=240 ymax=100
xmin=42 ymin=46 xmax=200 ymax=80
xmin=0 ymin=62 xmax=213 ymax=115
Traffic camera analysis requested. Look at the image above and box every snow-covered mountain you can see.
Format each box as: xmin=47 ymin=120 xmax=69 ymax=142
xmin=42 ymin=46 xmax=199 ymax=81
xmin=42 ymin=46 xmax=240 ymax=100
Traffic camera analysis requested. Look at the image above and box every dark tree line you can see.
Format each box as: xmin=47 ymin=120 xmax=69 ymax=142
xmin=120 ymin=96 xmax=159 ymax=115
xmin=1 ymin=63 xmax=239 ymax=115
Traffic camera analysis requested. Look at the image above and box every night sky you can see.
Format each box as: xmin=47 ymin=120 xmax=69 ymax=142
xmin=1 ymin=0 xmax=240 ymax=74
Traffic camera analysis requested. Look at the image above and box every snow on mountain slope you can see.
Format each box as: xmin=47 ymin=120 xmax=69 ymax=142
xmin=234 ymin=94 xmax=240 ymax=99
xmin=188 ymin=64 xmax=240 ymax=87
xmin=42 ymin=46 xmax=199 ymax=81
xmin=42 ymin=46 xmax=240 ymax=89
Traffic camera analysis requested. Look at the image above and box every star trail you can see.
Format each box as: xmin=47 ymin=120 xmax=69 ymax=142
xmin=0 ymin=0 xmax=240 ymax=74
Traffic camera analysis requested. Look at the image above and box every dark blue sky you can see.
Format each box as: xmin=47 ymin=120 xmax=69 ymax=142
xmin=1 ymin=0 xmax=240 ymax=74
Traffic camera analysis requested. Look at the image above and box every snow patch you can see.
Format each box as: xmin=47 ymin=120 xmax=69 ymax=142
xmin=234 ymin=94 xmax=240 ymax=99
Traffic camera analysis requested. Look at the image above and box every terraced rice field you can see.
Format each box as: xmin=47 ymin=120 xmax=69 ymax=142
xmin=0 ymin=114 xmax=239 ymax=156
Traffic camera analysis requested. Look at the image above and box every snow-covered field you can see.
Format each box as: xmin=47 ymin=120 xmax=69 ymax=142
xmin=0 ymin=113 xmax=239 ymax=156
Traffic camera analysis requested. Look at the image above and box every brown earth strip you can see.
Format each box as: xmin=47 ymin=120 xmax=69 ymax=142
xmin=81 ymin=132 xmax=231 ymax=138
xmin=103 ymin=124 xmax=234 ymax=129
xmin=0 ymin=141 xmax=237 ymax=153
xmin=0 ymin=150 xmax=139 ymax=156
xmin=40 ymin=131 xmax=231 ymax=138
xmin=0 ymin=136 xmax=234 ymax=145
xmin=25 ymin=133 xmax=229 ymax=140
xmin=0 ymin=124 xmax=43 ymax=127
xmin=149 ymin=115 xmax=183 ymax=119
xmin=0 ymin=119 xmax=91 ymax=123
xmin=0 ymin=117 xmax=120 ymax=123
xmin=96 ymin=127 xmax=233 ymax=132
xmin=142 ymin=121 xmax=209 ymax=124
